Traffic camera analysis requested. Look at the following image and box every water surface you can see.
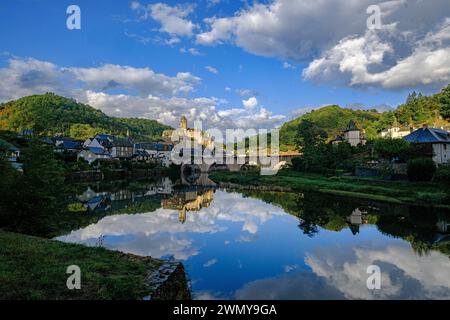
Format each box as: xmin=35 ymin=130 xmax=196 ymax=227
xmin=57 ymin=181 xmax=450 ymax=300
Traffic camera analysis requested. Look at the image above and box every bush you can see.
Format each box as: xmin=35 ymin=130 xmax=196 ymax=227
xmin=407 ymin=157 xmax=436 ymax=182
xmin=291 ymin=157 xmax=303 ymax=171
xmin=374 ymin=138 xmax=411 ymax=162
xmin=435 ymin=165 xmax=450 ymax=185
xmin=67 ymin=203 xmax=87 ymax=213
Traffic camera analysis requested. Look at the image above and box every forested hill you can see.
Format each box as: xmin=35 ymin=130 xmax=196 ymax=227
xmin=0 ymin=93 xmax=172 ymax=141
xmin=280 ymin=84 xmax=450 ymax=149
xmin=280 ymin=106 xmax=381 ymax=148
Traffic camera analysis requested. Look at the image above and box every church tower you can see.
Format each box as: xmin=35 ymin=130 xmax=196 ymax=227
xmin=180 ymin=116 xmax=188 ymax=130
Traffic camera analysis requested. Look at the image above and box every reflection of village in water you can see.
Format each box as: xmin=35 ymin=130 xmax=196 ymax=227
xmin=346 ymin=207 xmax=450 ymax=246
xmin=76 ymin=177 xmax=215 ymax=224
xmin=74 ymin=176 xmax=450 ymax=250
xmin=61 ymin=177 xmax=450 ymax=299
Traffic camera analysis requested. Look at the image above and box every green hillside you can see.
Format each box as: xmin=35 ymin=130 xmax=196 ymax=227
xmin=0 ymin=93 xmax=172 ymax=141
xmin=280 ymin=106 xmax=381 ymax=148
xmin=280 ymin=84 xmax=450 ymax=150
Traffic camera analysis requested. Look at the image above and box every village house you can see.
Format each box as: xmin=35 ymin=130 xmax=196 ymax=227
xmin=380 ymin=126 xmax=413 ymax=139
xmin=403 ymin=125 xmax=450 ymax=164
xmin=131 ymin=149 xmax=152 ymax=162
xmin=134 ymin=142 xmax=174 ymax=167
xmin=77 ymin=147 xmax=112 ymax=164
xmin=53 ymin=137 xmax=83 ymax=153
xmin=83 ymin=134 xmax=133 ymax=159
xmin=111 ymin=138 xmax=133 ymax=159
xmin=332 ymin=120 xmax=367 ymax=147
xmin=2 ymin=144 xmax=23 ymax=171
xmin=84 ymin=134 xmax=115 ymax=151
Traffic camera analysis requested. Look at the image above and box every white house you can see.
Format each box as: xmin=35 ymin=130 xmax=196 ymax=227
xmin=381 ymin=127 xmax=413 ymax=139
xmin=404 ymin=126 xmax=450 ymax=164
xmin=77 ymin=147 xmax=112 ymax=164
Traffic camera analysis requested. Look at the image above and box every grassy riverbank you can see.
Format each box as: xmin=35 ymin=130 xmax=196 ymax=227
xmin=210 ymin=170 xmax=450 ymax=207
xmin=0 ymin=230 xmax=188 ymax=300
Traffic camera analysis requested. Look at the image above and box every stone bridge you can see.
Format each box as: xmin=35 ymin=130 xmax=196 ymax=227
xmin=180 ymin=154 xmax=299 ymax=174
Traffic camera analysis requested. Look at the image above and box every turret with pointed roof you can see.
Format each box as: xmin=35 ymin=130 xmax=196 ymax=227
xmin=344 ymin=120 xmax=360 ymax=132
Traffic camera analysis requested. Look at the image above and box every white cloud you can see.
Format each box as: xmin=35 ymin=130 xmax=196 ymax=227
xmin=242 ymin=97 xmax=258 ymax=109
xmin=0 ymin=58 xmax=201 ymax=100
xmin=180 ymin=47 xmax=202 ymax=56
xmin=304 ymin=19 xmax=450 ymax=88
xmin=196 ymin=0 xmax=450 ymax=89
xmin=0 ymin=56 xmax=284 ymax=132
xmin=70 ymin=63 xmax=201 ymax=96
xmin=205 ymin=65 xmax=219 ymax=74
xmin=132 ymin=2 xmax=196 ymax=38
xmin=197 ymin=0 xmax=449 ymax=58
xmin=236 ymin=88 xmax=256 ymax=97
xmin=282 ymin=62 xmax=295 ymax=70
xmin=207 ymin=0 xmax=222 ymax=7
xmin=203 ymin=259 xmax=218 ymax=268
xmin=0 ymin=58 xmax=73 ymax=101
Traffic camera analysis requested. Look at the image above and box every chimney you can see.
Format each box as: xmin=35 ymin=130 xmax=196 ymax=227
xmin=422 ymin=124 xmax=428 ymax=129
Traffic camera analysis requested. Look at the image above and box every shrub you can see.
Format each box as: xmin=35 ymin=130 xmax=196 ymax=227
xmin=291 ymin=157 xmax=303 ymax=171
xmin=435 ymin=165 xmax=450 ymax=185
xmin=67 ymin=203 xmax=87 ymax=213
xmin=407 ymin=157 xmax=436 ymax=182
xmin=416 ymin=192 xmax=447 ymax=204
xmin=374 ymin=138 xmax=411 ymax=162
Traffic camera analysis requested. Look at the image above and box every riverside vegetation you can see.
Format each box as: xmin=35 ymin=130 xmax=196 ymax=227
xmin=0 ymin=141 xmax=188 ymax=300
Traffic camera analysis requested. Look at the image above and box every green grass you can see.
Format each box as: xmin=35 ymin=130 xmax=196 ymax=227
xmin=210 ymin=170 xmax=450 ymax=207
xmin=0 ymin=230 xmax=163 ymax=300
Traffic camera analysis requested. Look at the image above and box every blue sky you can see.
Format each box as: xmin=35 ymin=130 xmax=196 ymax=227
xmin=0 ymin=0 xmax=449 ymax=130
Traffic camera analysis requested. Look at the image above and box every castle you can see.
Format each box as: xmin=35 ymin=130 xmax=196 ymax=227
xmin=163 ymin=116 xmax=214 ymax=149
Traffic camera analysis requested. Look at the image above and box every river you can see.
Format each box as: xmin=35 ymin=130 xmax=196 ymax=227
xmin=56 ymin=177 xmax=450 ymax=300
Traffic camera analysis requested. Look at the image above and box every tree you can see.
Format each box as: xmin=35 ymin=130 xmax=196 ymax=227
xmin=330 ymin=142 xmax=355 ymax=171
xmin=0 ymin=155 xmax=20 ymax=228
xmin=295 ymin=120 xmax=328 ymax=149
xmin=12 ymin=140 xmax=66 ymax=235
xmin=68 ymin=123 xmax=98 ymax=140
xmin=375 ymin=111 xmax=397 ymax=132
xmin=439 ymin=84 xmax=450 ymax=120
xmin=374 ymin=139 xmax=411 ymax=162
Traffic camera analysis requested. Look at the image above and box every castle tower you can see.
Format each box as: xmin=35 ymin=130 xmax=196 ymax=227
xmin=179 ymin=207 xmax=187 ymax=224
xmin=180 ymin=116 xmax=188 ymax=130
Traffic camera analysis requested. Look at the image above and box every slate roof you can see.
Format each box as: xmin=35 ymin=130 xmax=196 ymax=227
xmin=112 ymin=138 xmax=133 ymax=147
xmin=332 ymin=135 xmax=345 ymax=142
xmin=95 ymin=134 xmax=115 ymax=141
xmin=40 ymin=137 xmax=54 ymax=145
xmin=344 ymin=120 xmax=360 ymax=132
xmin=135 ymin=142 xmax=174 ymax=152
xmin=18 ymin=129 xmax=34 ymax=136
xmin=53 ymin=136 xmax=78 ymax=144
xmin=404 ymin=127 xmax=450 ymax=144
xmin=133 ymin=149 xmax=151 ymax=157
xmin=56 ymin=140 xmax=83 ymax=150
xmin=87 ymin=147 xmax=112 ymax=156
